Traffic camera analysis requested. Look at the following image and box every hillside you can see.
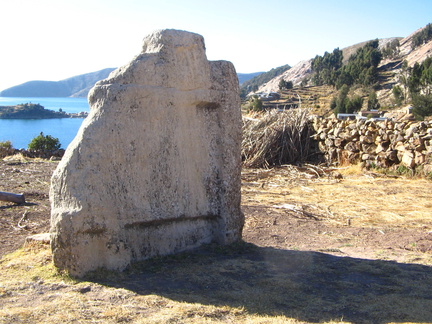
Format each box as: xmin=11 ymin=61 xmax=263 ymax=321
xmin=376 ymin=26 xmax=432 ymax=106
xmin=0 ymin=68 xmax=116 ymax=98
xmin=250 ymin=24 xmax=432 ymax=116
xmin=256 ymin=38 xmax=403 ymax=94
xmin=241 ymin=64 xmax=291 ymax=93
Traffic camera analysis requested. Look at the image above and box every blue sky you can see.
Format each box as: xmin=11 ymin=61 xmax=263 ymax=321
xmin=0 ymin=0 xmax=431 ymax=91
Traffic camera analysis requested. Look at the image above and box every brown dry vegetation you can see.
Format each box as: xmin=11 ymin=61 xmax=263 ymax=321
xmin=1 ymin=157 xmax=432 ymax=323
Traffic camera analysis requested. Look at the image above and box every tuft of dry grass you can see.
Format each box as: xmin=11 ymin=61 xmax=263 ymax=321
xmin=242 ymin=109 xmax=315 ymax=168
xmin=337 ymin=164 xmax=364 ymax=177
xmin=2 ymin=153 xmax=30 ymax=163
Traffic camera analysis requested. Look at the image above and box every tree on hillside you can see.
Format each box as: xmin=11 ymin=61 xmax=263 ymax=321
xmin=312 ymin=40 xmax=382 ymax=90
xmin=286 ymin=80 xmax=293 ymax=89
xmin=392 ymin=56 xmax=432 ymax=117
xmin=338 ymin=39 xmax=382 ymax=88
xmin=411 ymin=23 xmax=432 ymax=49
xmin=346 ymin=95 xmax=363 ymax=113
xmin=402 ymin=56 xmax=432 ymax=104
xmin=240 ymin=88 xmax=249 ymax=100
xmin=405 ymin=56 xmax=432 ymax=119
xmin=382 ymin=39 xmax=400 ymax=59
xmin=392 ymin=85 xmax=404 ymax=106
xmin=412 ymin=93 xmax=432 ymax=119
xmin=279 ymin=79 xmax=293 ymax=90
xmin=420 ymin=56 xmax=432 ymax=95
xmin=408 ymin=62 xmax=423 ymax=95
xmin=397 ymin=60 xmax=410 ymax=104
xmin=332 ymin=84 xmax=363 ymax=115
xmin=311 ymin=48 xmax=343 ymax=86
xmin=367 ymin=91 xmax=380 ymax=110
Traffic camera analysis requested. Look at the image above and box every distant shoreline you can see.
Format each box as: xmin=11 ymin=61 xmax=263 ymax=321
xmin=0 ymin=103 xmax=88 ymax=119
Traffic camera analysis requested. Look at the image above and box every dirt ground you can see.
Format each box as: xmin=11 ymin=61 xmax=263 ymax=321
xmin=241 ymin=165 xmax=432 ymax=264
xmin=1 ymin=157 xmax=432 ymax=323
xmin=0 ymin=158 xmax=56 ymax=257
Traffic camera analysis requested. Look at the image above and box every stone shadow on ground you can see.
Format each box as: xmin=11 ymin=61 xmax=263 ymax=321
xmin=88 ymin=242 xmax=432 ymax=324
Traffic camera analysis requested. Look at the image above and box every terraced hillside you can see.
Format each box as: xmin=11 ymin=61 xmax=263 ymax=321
xmin=251 ymin=57 xmax=419 ymax=117
xmin=251 ymin=24 xmax=432 ymax=117
xmin=257 ymin=85 xmax=336 ymax=116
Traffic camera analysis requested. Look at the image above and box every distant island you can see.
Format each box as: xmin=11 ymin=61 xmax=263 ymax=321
xmin=0 ymin=103 xmax=88 ymax=119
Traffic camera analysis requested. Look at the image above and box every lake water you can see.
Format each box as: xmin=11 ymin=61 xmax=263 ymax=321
xmin=0 ymin=97 xmax=89 ymax=149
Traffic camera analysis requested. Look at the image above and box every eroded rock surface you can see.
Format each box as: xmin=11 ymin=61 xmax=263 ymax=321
xmin=50 ymin=29 xmax=243 ymax=277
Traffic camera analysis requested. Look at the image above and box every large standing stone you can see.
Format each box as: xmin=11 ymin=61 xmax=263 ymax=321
xmin=50 ymin=29 xmax=243 ymax=277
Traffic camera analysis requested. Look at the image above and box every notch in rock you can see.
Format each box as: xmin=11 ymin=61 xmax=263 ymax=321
xmin=196 ymin=101 xmax=220 ymax=109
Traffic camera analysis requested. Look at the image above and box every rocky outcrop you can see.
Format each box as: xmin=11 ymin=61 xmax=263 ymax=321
xmin=312 ymin=117 xmax=432 ymax=174
xmin=398 ymin=26 xmax=432 ymax=66
xmin=257 ymin=60 xmax=312 ymax=94
xmin=50 ymin=29 xmax=243 ymax=277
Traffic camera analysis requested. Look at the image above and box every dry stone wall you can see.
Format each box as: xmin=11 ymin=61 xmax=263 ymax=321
xmin=312 ymin=117 xmax=432 ymax=175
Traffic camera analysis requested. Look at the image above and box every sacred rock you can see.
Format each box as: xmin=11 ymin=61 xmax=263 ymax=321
xmin=50 ymin=29 xmax=243 ymax=277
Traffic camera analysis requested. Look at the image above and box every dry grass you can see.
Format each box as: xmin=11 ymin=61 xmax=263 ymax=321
xmin=243 ymin=165 xmax=432 ymax=229
xmin=242 ymin=109 xmax=315 ymax=168
xmin=1 ymin=165 xmax=432 ymax=323
xmin=241 ymin=165 xmax=432 ymax=267
xmin=1 ymin=244 xmax=356 ymax=324
xmin=1 ymin=239 xmax=432 ymax=323
xmin=2 ymin=153 xmax=30 ymax=163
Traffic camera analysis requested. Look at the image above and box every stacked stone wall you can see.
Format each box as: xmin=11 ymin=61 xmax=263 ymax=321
xmin=312 ymin=117 xmax=432 ymax=175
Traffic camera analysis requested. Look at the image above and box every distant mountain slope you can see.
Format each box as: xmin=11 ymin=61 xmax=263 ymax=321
xmin=255 ymin=60 xmax=312 ymax=94
xmin=237 ymin=72 xmax=264 ymax=85
xmin=0 ymin=68 xmax=116 ymax=98
xmin=241 ymin=64 xmax=291 ymax=93
xmin=2 ymin=69 xmax=261 ymax=97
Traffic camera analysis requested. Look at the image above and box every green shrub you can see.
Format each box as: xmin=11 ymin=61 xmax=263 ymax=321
xmin=0 ymin=140 xmax=13 ymax=150
xmin=28 ymin=132 xmax=61 ymax=151
xmin=0 ymin=140 xmax=14 ymax=158
xmin=396 ymin=165 xmax=414 ymax=177
xmin=246 ymin=96 xmax=264 ymax=112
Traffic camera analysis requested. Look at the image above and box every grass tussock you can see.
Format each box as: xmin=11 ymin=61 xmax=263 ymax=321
xmin=2 ymin=153 xmax=29 ymax=162
xmin=242 ymin=109 xmax=315 ymax=168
